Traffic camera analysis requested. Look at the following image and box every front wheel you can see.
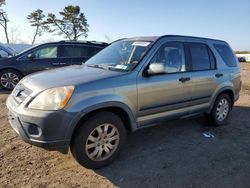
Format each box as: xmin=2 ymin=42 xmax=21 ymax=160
xmin=0 ymin=69 xmax=21 ymax=90
xmin=70 ymin=111 xmax=126 ymax=169
xmin=208 ymin=93 xmax=232 ymax=126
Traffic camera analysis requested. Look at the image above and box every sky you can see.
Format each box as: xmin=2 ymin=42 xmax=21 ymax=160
xmin=0 ymin=0 xmax=250 ymax=51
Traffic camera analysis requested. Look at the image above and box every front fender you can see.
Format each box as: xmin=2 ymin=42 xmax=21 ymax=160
xmin=64 ymin=96 xmax=138 ymax=141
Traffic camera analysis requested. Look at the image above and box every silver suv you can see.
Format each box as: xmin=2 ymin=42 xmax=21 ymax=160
xmin=7 ymin=35 xmax=241 ymax=169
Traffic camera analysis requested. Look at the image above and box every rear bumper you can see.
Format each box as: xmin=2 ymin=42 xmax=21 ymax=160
xmin=7 ymin=96 xmax=78 ymax=153
xmin=234 ymin=80 xmax=241 ymax=102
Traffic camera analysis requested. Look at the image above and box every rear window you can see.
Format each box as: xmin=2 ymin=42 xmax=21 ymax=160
xmin=214 ymin=44 xmax=237 ymax=67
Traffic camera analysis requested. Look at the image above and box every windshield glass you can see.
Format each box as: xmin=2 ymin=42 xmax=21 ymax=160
xmin=6 ymin=46 xmax=17 ymax=56
xmin=85 ymin=40 xmax=152 ymax=71
xmin=18 ymin=45 xmax=37 ymax=55
xmin=0 ymin=45 xmax=17 ymax=57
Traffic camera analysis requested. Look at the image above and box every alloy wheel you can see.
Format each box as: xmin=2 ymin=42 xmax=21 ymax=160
xmin=85 ymin=123 xmax=120 ymax=161
xmin=216 ymin=98 xmax=229 ymax=122
xmin=0 ymin=72 xmax=19 ymax=89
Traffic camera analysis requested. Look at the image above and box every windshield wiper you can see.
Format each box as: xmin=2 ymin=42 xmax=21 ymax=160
xmin=87 ymin=64 xmax=108 ymax=70
xmin=87 ymin=64 xmax=128 ymax=72
xmin=107 ymin=66 xmax=128 ymax=72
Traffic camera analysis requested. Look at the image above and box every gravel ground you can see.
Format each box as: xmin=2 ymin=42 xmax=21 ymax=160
xmin=0 ymin=63 xmax=250 ymax=188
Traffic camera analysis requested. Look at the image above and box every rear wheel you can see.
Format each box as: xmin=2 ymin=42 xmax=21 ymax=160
xmin=207 ymin=93 xmax=232 ymax=126
xmin=0 ymin=69 xmax=21 ymax=90
xmin=70 ymin=111 xmax=126 ymax=169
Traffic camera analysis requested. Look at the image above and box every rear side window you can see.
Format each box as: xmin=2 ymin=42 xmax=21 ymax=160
xmin=62 ymin=45 xmax=88 ymax=57
xmin=88 ymin=47 xmax=102 ymax=56
xmin=62 ymin=45 xmax=102 ymax=58
xmin=214 ymin=44 xmax=237 ymax=67
xmin=188 ymin=43 xmax=214 ymax=71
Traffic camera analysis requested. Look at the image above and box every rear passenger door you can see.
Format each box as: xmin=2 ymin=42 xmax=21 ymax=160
xmin=70 ymin=45 xmax=103 ymax=65
xmin=60 ymin=45 xmax=83 ymax=65
xmin=56 ymin=44 xmax=72 ymax=66
xmin=186 ymin=42 xmax=218 ymax=113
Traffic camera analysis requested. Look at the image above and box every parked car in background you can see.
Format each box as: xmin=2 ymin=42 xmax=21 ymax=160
xmin=0 ymin=41 xmax=108 ymax=90
xmin=238 ymin=57 xmax=246 ymax=62
xmin=7 ymin=35 xmax=241 ymax=169
xmin=6 ymin=44 xmax=32 ymax=54
xmin=0 ymin=44 xmax=17 ymax=58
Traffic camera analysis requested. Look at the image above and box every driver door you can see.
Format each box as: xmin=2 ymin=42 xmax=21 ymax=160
xmin=137 ymin=41 xmax=192 ymax=126
xmin=19 ymin=45 xmax=60 ymax=75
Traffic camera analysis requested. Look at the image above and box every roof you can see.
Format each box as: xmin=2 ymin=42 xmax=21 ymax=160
xmin=37 ymin=40 xmax=109 ymax=47
xmin=59 ymin=40 xmax=108 ymax=46
xmin=125 ymin=35 xmax=226 ymax=43
xmin=124 ymin=36 xmax=159 ymax=42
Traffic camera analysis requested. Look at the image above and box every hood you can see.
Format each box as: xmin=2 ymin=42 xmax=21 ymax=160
xmin=20 ymin=65 xmax=125 ymax=94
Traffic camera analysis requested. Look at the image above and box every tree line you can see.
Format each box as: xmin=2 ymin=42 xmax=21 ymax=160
xmin=0 ymin=0 xmax=89 ymax=45
xmin=235 ymin=51 xmax=250 ymax=54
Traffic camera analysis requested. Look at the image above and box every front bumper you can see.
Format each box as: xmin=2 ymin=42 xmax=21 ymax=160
xmin=7 ymin=95 xmax=78 ymax=153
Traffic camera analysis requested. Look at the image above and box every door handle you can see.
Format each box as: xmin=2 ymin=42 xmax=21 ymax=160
xmin=59 ymin=62 xmax=67 ymax=65
xmin=51 ymin=62 xmax=60 ymax=66
xmin=215 ymin=73 xmax=223 ymax=78
xmin=179 ymin=77 xmax=190 ymax=83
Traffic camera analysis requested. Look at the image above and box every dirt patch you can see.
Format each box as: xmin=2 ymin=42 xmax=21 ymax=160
xmin=240 ymin=63 xmax=250 ymax=92
xmin=1 ymin=64 xmax=250 ymax=188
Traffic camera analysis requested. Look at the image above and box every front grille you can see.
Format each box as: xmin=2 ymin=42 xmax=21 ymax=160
xmin=12 ymin=84 xmax=32 ymax=104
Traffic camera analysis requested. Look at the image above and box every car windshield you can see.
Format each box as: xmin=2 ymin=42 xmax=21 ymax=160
xmin=6 ymin=46 xmax=17 ymax=56
xmin=0 ymin=45 xmax=17 ymax=57
xmin=85 ymin=40 xmax=152 ymax=71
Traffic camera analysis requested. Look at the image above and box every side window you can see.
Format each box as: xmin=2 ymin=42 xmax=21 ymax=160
xmin=33 ymin=46 xmax=57 ymax=59
xmin=149 ymin=42 xmax=186 ymax=73
xmin=61 ymin=45 xmax=102 ymax=58
xmin=88 ymin=47 xmax=102 ymax=57
xmin=214 ymin=44 xmax=237 ymax=67
xmin=62 ymin=45 xmax=88 ymax=57
xmin=188 ymin=43 xmax=211 ymax=71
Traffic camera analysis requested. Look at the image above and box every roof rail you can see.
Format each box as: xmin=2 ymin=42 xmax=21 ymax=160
xmin=59 ymin=40 xmax=108 ymax=45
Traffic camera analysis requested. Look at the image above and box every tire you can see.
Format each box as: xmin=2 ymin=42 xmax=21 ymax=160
xmin=0 ymin=69 xmax=22 ymax=90
xmin=70 ymin=111 xmax=127 ymax=169
xmin=208 ymin=93 xmax=232 ymax=126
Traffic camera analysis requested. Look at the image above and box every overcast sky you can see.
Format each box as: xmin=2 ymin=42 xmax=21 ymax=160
xmin=1 ymin=0 xmax=250 ymax=50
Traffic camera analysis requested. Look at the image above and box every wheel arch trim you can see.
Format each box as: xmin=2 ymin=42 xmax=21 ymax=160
xmin=209 ymin=86 xmax=235 ymax=113
xmin=0 ymin=67 xmax=23 ymax=77
xmin=65 ymin=101 xmax=138 ymax=141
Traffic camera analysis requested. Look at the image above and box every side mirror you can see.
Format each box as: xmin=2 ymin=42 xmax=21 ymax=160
xmin=146 ymin=62 xmax=166 ymax=76
xmin=27 ymin=53 xmax=35 ymax=60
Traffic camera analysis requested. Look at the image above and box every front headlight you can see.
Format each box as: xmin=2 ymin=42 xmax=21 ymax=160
xmin=28 ymin=86 xmax=74 ymax=110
